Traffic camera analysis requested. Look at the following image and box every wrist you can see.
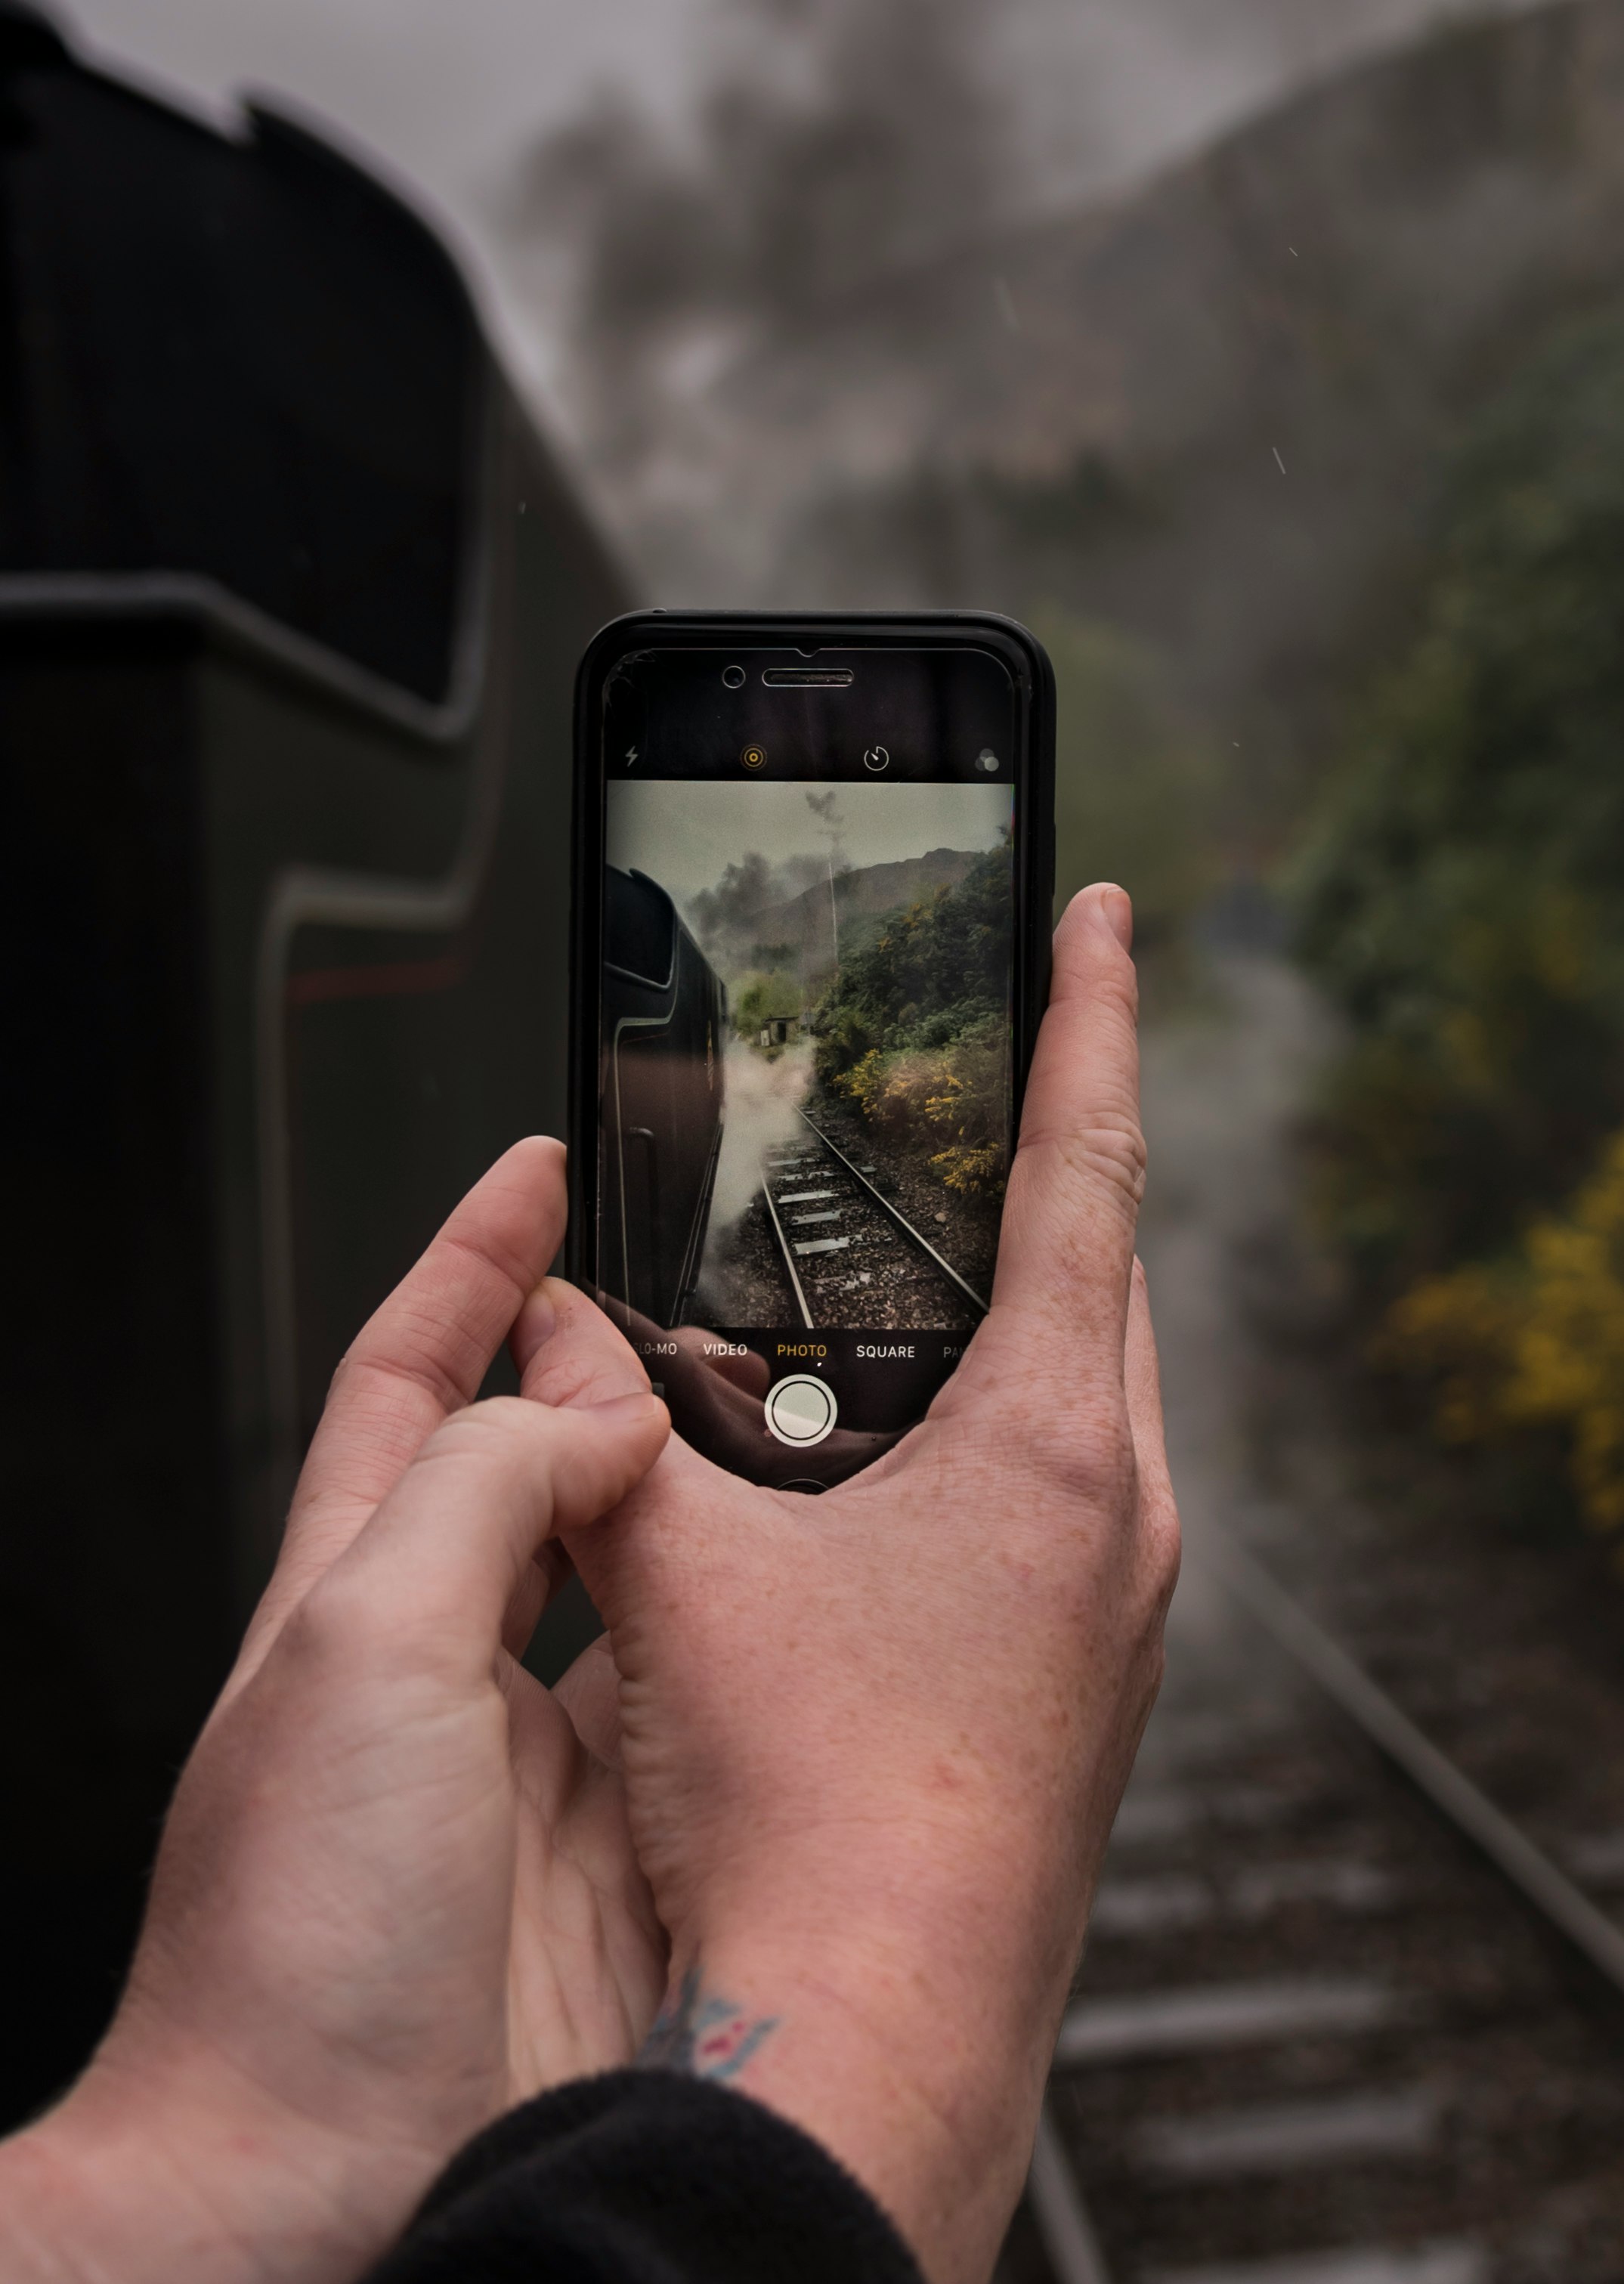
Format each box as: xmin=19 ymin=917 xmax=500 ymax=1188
xmin=653 ymin=1889 xmax=1066 ymax=2284
xmin=0 ymin=2041 xmax=443 ymax=2284
xmin=0 ymin=2094 xmax=234 ymax=2284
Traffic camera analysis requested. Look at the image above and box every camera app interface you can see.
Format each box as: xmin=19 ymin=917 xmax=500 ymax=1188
xmin=595 ymin=645 xmax=1017 ymax=1479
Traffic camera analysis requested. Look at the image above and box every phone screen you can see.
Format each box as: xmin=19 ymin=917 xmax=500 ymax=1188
xmin=583 ymin=637 xmax=1033 ymax=1487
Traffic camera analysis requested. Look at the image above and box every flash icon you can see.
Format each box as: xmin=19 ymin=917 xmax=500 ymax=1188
xmin=625 ymin=746 xmax=639 ymax=766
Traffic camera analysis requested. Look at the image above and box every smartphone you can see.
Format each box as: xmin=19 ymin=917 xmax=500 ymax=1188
xmin=568 ymin=612 xmax=1054 ymax=1490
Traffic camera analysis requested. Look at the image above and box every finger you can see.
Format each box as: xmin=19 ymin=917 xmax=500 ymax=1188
xmin=552 ymin=1633 xmax=624 ymax=1767
xmin=318 ymin=1391 xmax=669 ymax=1670
xmin=1125 ymin=1258 xmax=1180 ymax=1582
xmin=240 ymin=1139 xmax=571 ymax=1675
xmin=500 ymin=1540 xmax=577 ymax=1663
xmin=513 ymin=1276 xmax=654 ymax=1410
xmin=499 ymin=1651 xmax=592 ymax=1827
xmin=516 ymin=1286 xmax=773 ymax=1490
xmin=985 ymin=885 xmax=1144 ymax=1373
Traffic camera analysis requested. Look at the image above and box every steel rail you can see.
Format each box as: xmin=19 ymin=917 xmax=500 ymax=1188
xmin=1199 ymin=1533 xmax=1624 ymax=1996
xmin=759 ymin=1152 xmax=816 ymax=1330
xmin=1026 ymin=2102 xmax=1115 ymax=2284
xmin=1022 ymin=1533 xmax=1624 ymax=2284
xmin=793 ymin=1109 xmax=989 ymax=1315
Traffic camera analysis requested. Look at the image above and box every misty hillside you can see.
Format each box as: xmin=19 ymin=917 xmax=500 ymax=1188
xmin=691 ymin=846 xmax=978 ymax=979
xmin=647 ymin=0 xmax=1624 ymax=836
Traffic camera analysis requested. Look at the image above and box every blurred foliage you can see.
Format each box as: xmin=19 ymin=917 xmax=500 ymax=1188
xmin=1041 ymin=612 xmax=1217 ymax=950
xmin=1295 ymin=304 xmax=1624 ymax=1292
xmin=813 ymin=842 xmax=1011 ymax=1196
xmin=1291 ymin=303 xmax=1624 ymax=1527
xmin=1383 ymin=1129 xmax=1624 ymax=1533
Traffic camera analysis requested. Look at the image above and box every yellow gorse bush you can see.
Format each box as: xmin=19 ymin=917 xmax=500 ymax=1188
xmin=1384 ymin=1127 xmax=1624 ymax=1530
xmin=832 ymin=1026 xmax=1009 ymax=1199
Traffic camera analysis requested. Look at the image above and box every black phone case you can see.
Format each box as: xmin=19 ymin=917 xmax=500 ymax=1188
xmin=565 ymin=609 xmax=1056 ymax=1427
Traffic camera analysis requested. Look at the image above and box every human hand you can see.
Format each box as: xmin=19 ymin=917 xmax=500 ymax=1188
xmin=0 ymin=1141 xmax=669 ymax=2284
xmin=519 ymin=884 xmax=1180 ymax=2284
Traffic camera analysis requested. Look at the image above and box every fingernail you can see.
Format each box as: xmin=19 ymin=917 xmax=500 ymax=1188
xmin=1097 ymin=884 xmax=1134 ymax=952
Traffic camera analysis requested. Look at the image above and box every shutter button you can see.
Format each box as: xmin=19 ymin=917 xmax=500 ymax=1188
xmin=765 ymin=1375 xmax=838 ymax=1447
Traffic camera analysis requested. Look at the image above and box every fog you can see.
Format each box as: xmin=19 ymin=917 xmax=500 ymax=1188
xmin=69 ymin=0 xmax=1519 ymax=412
xmin=36 ymin=2 xmax=1624 ymax=2268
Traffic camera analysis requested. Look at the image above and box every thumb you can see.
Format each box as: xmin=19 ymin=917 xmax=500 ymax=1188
xmin=937 ymin=885 xmax=1143 ymax=1447
xmin=1125 ymin=1257 xmax=1180 ymax=1592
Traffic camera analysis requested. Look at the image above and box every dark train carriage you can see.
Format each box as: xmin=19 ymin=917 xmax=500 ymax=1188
xmin=602 ymin=865 xmax=727 ymax=1329
xmin=0 ymin=2 xmax=631 ymax=2123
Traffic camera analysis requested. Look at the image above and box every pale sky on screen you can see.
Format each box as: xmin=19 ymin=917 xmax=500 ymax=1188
xmin=607 ymin=779 xmax=1011 ymax=914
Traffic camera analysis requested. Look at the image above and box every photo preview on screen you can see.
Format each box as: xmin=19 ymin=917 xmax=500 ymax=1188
xmin=599 ymin=773 xmax=1015 ymax=1372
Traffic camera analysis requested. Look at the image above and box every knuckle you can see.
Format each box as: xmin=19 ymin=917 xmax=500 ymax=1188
xmin=1017 ymin=1398 xmax=1139 ymax=1517
xmin=406 ymin=1398 xmax=560 ymax=1511
xmin=428 ymin=1394 xmax=542 ymax=1460
xmin=456 ymin=1393 xmax=534 ymax=1437
xmin=1143 ymin=1496 xmax=1183 ymax=1612
xmin=280 ymin=1563 xmax=388 ymax=1672
xmin=324 ymin=1335 xmax=466 ymax=1424
xmin=1015 ymin=1113 xmax=1148 ymax=1218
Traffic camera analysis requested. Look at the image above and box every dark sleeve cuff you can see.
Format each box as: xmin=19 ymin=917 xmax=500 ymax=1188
xmin=363 ymin=2068 xmax=926 ymax=2284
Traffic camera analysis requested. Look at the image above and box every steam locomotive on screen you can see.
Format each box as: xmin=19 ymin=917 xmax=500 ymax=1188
xmin=600 ymin=866 xmax=728 ymax=1331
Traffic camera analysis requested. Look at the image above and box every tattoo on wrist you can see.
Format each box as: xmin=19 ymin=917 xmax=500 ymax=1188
xmin=640 ymin=1964 xmax=779 ymax=2082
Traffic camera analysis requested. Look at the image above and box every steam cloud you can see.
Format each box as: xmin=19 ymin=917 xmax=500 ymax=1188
xmin=688 ymin=849 xmax=825 ymax=952
xmin=702 ymin=1036 xmax=814 ymax=1245
xmin=509 ymin=0 xmax=1008 ymax=487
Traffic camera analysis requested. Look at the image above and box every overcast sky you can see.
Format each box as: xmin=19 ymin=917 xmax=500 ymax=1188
xmin=608 ymin=780 xmax=1010 ymax=913
xmin=66 ymin=0 xmax=1523 ymax=413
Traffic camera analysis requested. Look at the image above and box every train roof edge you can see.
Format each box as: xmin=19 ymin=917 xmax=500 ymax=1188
xmin=0 ymin=0 xmax=634 ymax=730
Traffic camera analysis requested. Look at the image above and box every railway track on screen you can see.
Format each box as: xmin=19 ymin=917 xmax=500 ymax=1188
xmin=758 ymin=1109 xmax=988 ymax=1332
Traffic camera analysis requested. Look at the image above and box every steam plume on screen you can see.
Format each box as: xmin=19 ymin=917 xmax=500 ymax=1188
xmin=703 ymin=1036 xmax=813 ymax=1244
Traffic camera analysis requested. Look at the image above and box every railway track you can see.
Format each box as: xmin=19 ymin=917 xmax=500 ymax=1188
xmin=1000 ymin=1539 xmax=1624 ymax=2284
xmin=758 ymin=1109 xmax=988 ymax=1331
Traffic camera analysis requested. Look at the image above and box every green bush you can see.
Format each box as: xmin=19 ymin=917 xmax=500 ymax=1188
xmin=812 ymin=843 xmax=1012 ymax=1194
xmin=813 ymin=840 xmax=1011 ymax=1069
xmin=1293 ymin=305 xmax=1624 ymax=1304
